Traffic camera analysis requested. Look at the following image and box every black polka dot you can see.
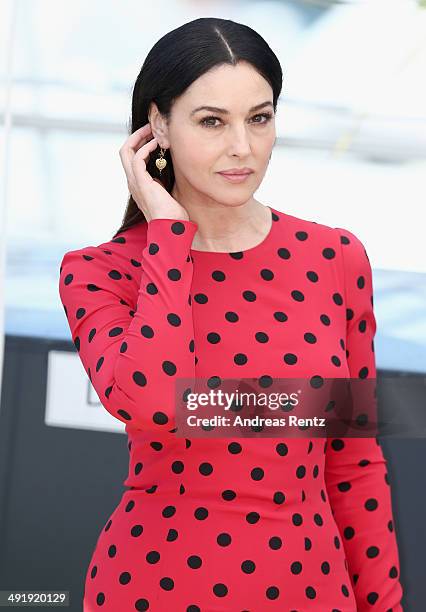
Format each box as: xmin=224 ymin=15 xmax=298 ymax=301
xmin=160 ymin=576 xmax=174 ymax=590
xmin=119 ymin=571 xmax=131 ymax=585
xmin=365 ymin=498 xmax=378 ymax=511
xmin=212 ymin=583 xmax=228 ymax=597
xmin=290 ymin=561 xmax=302 ymax=574
xmin=305 ymin=586 xmax=316 ymax=599
xmin=266 ymin=586 xmax=280 ymax=600
xmin=171 ymin=221 xmax=185 ymax=234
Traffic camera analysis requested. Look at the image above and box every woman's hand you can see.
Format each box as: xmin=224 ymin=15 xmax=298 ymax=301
xmin=119 ymin=124 xmax=190 ymax=222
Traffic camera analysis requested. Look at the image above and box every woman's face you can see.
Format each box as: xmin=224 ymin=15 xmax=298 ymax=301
xmin=150 ymin=61 xmax=276 ymax=207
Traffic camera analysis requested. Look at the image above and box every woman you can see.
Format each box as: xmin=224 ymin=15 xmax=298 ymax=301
xmin=58 ymin=17 xmax=404 ymax=611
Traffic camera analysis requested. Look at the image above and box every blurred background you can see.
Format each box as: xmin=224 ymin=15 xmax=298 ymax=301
xmin=0 ymin=0 xmax=425 ymax=610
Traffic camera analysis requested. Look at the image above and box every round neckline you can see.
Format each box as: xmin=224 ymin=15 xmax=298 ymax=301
xmin=190 ymin=205 xmax=276 ymax=256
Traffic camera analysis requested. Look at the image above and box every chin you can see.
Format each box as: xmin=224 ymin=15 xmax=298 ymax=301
xmin=211 ymin=186 xmax=254 ymax=206
xmin=197 ymin=183 xmax=255 ymax=207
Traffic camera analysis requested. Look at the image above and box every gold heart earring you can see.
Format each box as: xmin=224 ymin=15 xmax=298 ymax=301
xmin=155 ymin=147 xmax=167 ymax=174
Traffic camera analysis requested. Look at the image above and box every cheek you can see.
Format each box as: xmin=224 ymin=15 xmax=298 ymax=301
xmin=177 ymin=140 xmax=218 ymax=179
xmin=257 ymin=131 xmax=276 ymax=153
xmin=174 ymin=129 xmax=215 ymax=164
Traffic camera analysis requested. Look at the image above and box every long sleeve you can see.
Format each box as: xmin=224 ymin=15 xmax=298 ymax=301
xmin=324 ymin=227 xmax=404 ymax=610
xmin=58 ymin=217 xmax=198 ymax=434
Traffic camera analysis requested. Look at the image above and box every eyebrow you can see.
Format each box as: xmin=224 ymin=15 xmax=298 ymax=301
xmin=190 ymin=100 xmax=273 ymax=116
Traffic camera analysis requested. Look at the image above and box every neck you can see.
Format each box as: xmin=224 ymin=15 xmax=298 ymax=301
xmin=170 ymin=191 xmax=269 ymax=252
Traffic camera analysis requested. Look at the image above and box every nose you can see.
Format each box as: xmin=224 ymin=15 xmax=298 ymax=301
xmin=226 ymin=124 xmax=252 ymax=156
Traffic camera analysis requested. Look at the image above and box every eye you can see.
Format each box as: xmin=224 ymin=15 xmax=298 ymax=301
xmin=252 ymin=112 xmax=273 ymax=124
xmin=200 ymin=116 xmax=221 ymax=128
xmin=199 ymin=112 xmax=273 ymax=128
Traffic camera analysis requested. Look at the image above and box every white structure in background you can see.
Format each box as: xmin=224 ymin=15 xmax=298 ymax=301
xmin=45 ymin=351 xmax=125 ymax=433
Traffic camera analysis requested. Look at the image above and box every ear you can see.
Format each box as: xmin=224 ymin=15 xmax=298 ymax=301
xmin=148 ymin=102 xmax=170 ymax=149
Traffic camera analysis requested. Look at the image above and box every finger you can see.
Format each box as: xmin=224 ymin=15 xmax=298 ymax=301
xmin=132 ymin=137 xmax=158 ymax=183
xmin=134 ymin=132 xmax=156 ymax=154
xmin=120 ymin=130 xmax=155 ymax=175
xmin=119 ymin=144 xmax=136 ymax=187
xmin=120 ymin=128 xmax=153 ymax=172
xmin=119 ymin=132 xmax=158 ymax=199
xmin=125 ymin=124 xmax=152 ymax=150
xmin=119 ymin=125 xmax=151 ymax=176
xmin=133 ymin=136 xmax=158 ymax=159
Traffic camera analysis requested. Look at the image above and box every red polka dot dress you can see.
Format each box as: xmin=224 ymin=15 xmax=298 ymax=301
xmin=59 ymin=206 xmax=404 ymax=611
